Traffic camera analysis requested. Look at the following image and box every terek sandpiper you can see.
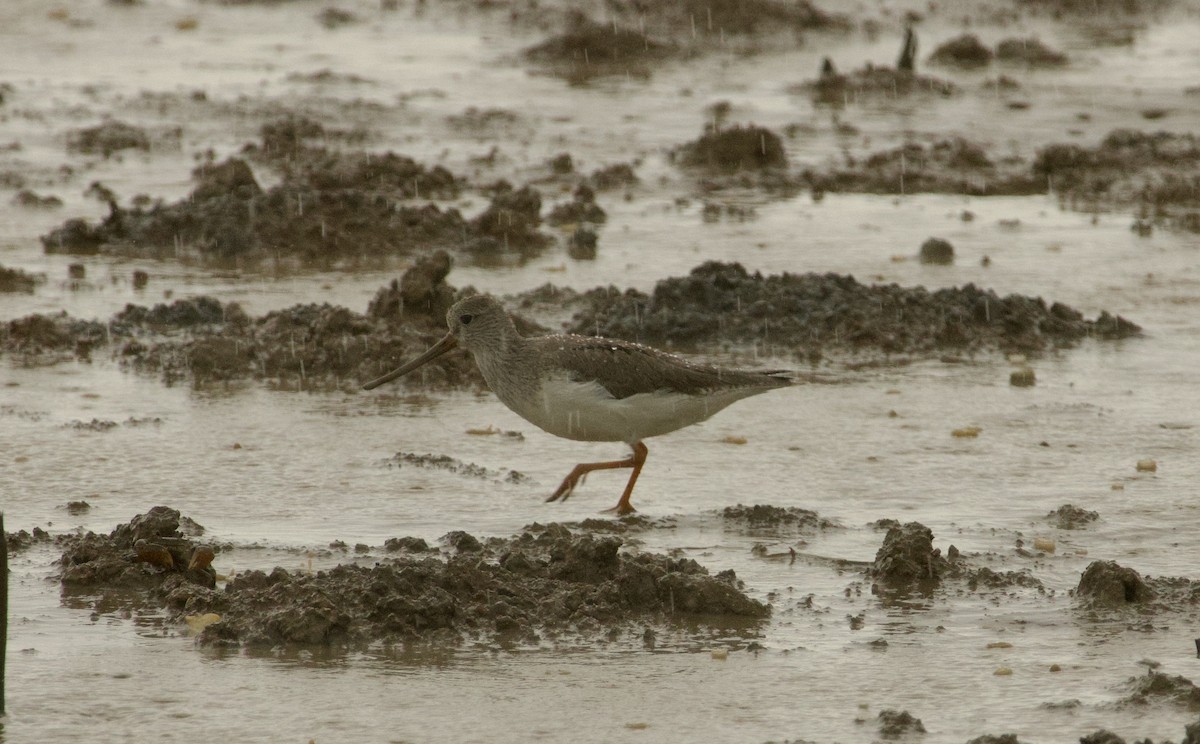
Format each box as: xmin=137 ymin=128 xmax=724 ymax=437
xmin=363 ymin=294 xmax=791 ymax=515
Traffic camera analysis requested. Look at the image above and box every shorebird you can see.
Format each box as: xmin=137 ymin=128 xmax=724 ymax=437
xmin=363 ymin=294 xmax=791 ymax=515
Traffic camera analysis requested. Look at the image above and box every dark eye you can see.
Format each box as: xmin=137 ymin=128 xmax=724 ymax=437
xmin=459 ymin=314 xmax=474 ymax=325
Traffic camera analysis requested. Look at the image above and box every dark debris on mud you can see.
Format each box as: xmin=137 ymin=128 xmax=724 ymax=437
xmin=56 ymin=508 xmax=768 ymax=651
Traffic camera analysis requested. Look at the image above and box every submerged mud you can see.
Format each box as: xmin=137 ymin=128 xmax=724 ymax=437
xmin=58 ymin=508 xmax=768 ymax=651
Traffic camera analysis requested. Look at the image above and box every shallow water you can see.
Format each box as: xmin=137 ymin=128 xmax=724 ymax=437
xmin=3 ymin=1 xmax=1200 ymax=742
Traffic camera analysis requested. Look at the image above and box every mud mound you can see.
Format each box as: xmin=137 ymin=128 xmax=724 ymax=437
xmin=995 ymin=38 xmax=1068 ymax=67
xmin=523 ymin=13 xmax=676 ymax=83
xmin=546 ymin=184 xmax=607 ymax=227
xmin=568 ymin=261 xmax=1140 ymax=357
xmin=866 ymin=523 xmax=1043 ymax=595
xmin=877 ymin=709 xmax=926 ymax=739
xmin=42 ymin=117 xmax=557 ymax=262
xmin=624 ymin=0 xmax=847 ymax=38
xmin=1120 ymin=670 xmax=1200 ymax=711
xmin=1 ymin=312 xmax=108 ymax=359
xmin=807 ymin=137 xmax=1043 ymax=197
xmin=1076 ymin=560 xmax=1157 ymax=607
xmin=801 ymin=64 xmax=957 ymax=105
xmin=966 ymin=736 xmax=1026 ymax=744
xmin=676 ymin=124 xmax=787 ymax=172
xmin=67 ymin=120 xmax=150 ymax=157
xmin=1034 ymin=129 xmax=1200 ymax=231
xmin=1048 ymin=503 xmax=1100 ymax=529
xmin=63 ymin=513 xmax=767 ymax=650
xmin=721 ymin=504 xmax=828 ymax=531
xmin=869 ymin=521 xmax=946 ymax=589
xmin=0 ymin=264 xmax=42 ymax=293
xmin=929 ymin=34 xmax=993 ymax=68
xmin=59 ymin=506 xmax=217 ymax=601
xmin=3 ymin=258 xmax=1142 ymax=382
xmin=366 ymin=250 xmax=455 ymax=323
xmin=0 ymin=255 xmax=484 ymax=388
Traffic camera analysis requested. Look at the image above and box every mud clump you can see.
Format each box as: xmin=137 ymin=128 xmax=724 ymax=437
xmin=67 ymin=120 xmax=150 ymax=157
xmin=60 ymin=511 xmax=766 ymax=650
xmin=632 ymin=0 xmax=847 ymax=38
xmin=676 ymin=124 xmax=787 ymax=172
xmin=929 ymin=34 xmax=994 ymax=68
xmin=966 ymin=736 xmax=1027 ymax=744
xmin=1034 ymin=129 xmax=1200 ymax=232
xmin=1048 ymin=503 xmax=1099 ymax=529
xmin=0 ymin=264 xmax=42 ymax=293
xmin=42 ymin=117 xmax=555 ymax=263
xmin=1076 ymin=560 xmax=1156 ymax=607
xmin=996 ymin=37 xmax=1068 ymax=67
xmin=58 ymin=506 xmax=217 ymax=606
xmin=919 ymin=237 xmax=955 ymax=265
xmin=1 ymin=312 xmax=108 ymax=361
xmin=1121 ymin=670 xmax=1200 ymax=711
xmin=807 ymin=137 xmax=1043 ymax=196
xmin=569 ymin=261 xmax=1141 ymax=358
xmin=801 ymin=63 xmax=957 ymax=105
xmin=195 ymin=525 xmax=765 ymax=649
xmin=5 ymin=526 xmax=51 ymax=552
xmin=0 ymin=255 xmax=486 ymax=389
xmin=366 ymin=250 xmax=455 ymax=324
xmin=468 ymin=183 xmax=552 ymax=256
xmin=588 ymin=162 xmax=638 ymax=192
xmin=12 ymin=190 xmax=63 ymax=209
xmin=869 ymin=521 xmax=946 ymax=589
xmin=721 ymin=504 xmax=827 ymax=532
xmin=383 ymin=536 xmax=431 ymax=553
xmin=6 ymin=258 xmax=1142 ymax=382
xmin=523 ymin=13 xmax=675 ymax=83
xmin=877 ymin=709 xmax=926 ymax=739
xmin=546 ymin=184 xmax=607 ymax=227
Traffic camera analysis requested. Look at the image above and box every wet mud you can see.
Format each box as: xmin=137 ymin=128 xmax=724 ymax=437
xmin=569 ymin=260 xmax=1140 ymax=358
xmin=0 ymin=251 xmax=1140 ymax=385
xmin=57 ymin=508 xmax=767 ymax=650
xmin=1033 ymin=130 xmax=1200 ymax=232
xmin=40 ymin=119 xmax=555 ymax=265
xmin=3 ymin=0 xmax=1200 ymax=740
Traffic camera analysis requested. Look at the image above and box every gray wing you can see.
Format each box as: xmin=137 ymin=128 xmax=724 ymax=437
xmin=539 ymin=334 xmax=791 ymax=400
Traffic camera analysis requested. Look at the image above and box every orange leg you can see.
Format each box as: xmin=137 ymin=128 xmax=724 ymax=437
xmin=546 ymin=441 xmax=648 ymax=516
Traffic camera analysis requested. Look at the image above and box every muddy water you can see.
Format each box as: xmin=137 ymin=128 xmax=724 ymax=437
xmin=3 ymin=1 xmax=1200 ymax=742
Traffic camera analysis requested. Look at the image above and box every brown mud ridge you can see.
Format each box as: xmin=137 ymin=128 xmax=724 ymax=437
xmin=569 ymin=260 xmax=1140 ymax=358
xmin=0 ymin=252 xmax=1140 ymax=385
xmin=57 ymin=507 xmax=767 ymax=650
xmin=523 ymin=2 xmax=848 ymax=82
xmin=40 ymin=117 xmax=576 ymax=266
xmin=36 ymin=110 xmax=1200 ymax=268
